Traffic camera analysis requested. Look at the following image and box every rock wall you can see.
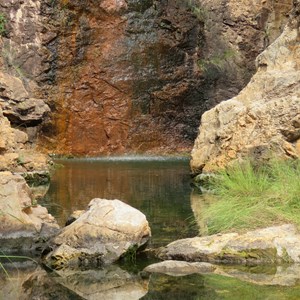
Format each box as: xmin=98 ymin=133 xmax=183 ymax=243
xmin=0 ymin=0 xmax=293 ymax=156
xmin=36 ymin=0 xmax=292 ymax=156
xmin=0 ymin=0 xmax=50 ymax=171
xmin=38 ymin=0 xmax=204 ymax=155
xmin=197 ymin=0 xmax=293 ymax=104
xmin=191 ymin=1 xmax=300 ymax=173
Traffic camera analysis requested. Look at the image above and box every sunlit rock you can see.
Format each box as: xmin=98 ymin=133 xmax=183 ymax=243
xmin=159 ymin=224 xmax=300 ymax=265
xmin=0 ymin=172 xmax=59 ymax=252
xmin=45 ymin=198 xmax=151 ymax=269
xmin=0 ymin=72 xmax=50 ymax=126
xmin=191 ymin=1 xmax=300 ymax=173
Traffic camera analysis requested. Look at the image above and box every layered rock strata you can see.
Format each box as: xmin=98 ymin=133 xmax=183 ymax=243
xmin=0 ymin=106 xmax=49 ymax=172
xmin=0 ymin=0 xmax=293 ymax=156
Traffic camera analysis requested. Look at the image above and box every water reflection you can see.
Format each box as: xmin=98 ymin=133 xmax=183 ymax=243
xmin=190 ymin=188 xmax=216 ymax=235
xmin=0 ymin=264 xmax=82 ymax=300
xmin=42 ymin=158 xmax=197 ymax=246
xmin=2 ymin=262 xmax=300 ymax=300
xmin=142 ymin=271 xmax=300 ymax=300
xmin=55 ymin=265 xmax=148 ymax=299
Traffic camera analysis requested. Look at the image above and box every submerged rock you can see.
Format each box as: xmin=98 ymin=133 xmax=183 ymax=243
xmin=159 ymin=224 xmax=300 ymax=265
xmin=144 ymin=260 xmax=216 ymax=276
xmin=45 ymin=198 xmax=151 ymax=269
xmin=0 ymin=172 xmax=60 ymax=252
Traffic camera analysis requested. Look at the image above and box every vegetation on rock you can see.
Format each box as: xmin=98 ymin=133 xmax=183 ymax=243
xmin=203 ymin=159 xmax=300 ymax=234
xmin=0 ymin=13 xmax=6 ymax=36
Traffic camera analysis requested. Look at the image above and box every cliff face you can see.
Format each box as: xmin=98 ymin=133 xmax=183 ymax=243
xmin=0 ymin=0 xmax=293 ymax=157
xmin=0 ymin=0 xmax=49 ymax=171
xmin=191 ymin=1 xmax=300 ymax=173
xmin=197 ymin=0 xmax=293 ymax=104
xmin=38 ymin=0 xmax=204 ymax=155
xmin=36 ymin=0 xmax=292 ymax=155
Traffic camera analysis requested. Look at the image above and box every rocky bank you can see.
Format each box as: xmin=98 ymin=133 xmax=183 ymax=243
xmin=191 ymin=0 xmax=300 ymax=173
xmin=0 ymin=171 xmax=59 ymax=252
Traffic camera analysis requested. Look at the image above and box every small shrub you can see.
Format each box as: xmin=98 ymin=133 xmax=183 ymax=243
xmin=187 ymin=0 xmax=207 ymax=22
xmin=0 ymin=13 xmax=6 ymax=36
xmin=198 ymin=49 xmax=236 ymax=73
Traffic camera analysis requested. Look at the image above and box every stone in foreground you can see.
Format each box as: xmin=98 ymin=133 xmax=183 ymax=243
xmin=0 ymin=172 xmax=60 ymax=252
xmin=45 ymin=198 xmax=151 ymax=269
xmin=159 ymin=224 xmax=300 ymax=265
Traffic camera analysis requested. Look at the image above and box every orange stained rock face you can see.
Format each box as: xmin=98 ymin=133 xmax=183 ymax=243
xmin=48 ymin=5 xmax=132 ymax=155
xmin=39 ymin=0 xmax=204 ymax=156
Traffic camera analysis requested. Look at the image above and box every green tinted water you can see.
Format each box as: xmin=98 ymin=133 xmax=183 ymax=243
xmin=2 ymin=158 xmax=300 ymax=299
xmin=42 ymin=157 xmax=197 ymax=246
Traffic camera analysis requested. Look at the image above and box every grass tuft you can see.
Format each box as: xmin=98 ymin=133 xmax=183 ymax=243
xmin=203 ymin=159 xmax=300 ymax=234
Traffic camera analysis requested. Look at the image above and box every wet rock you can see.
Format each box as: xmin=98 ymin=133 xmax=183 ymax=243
xmin=45 ymin=198 xmax=151 ymax=269
xmin=191 ymin=1 xmax=300 ymax=173
xmin=159 ymin=224 xmax=300 ymax=265
xmin=144 ymin=260 xmax=216 ymax=276
xmin=38 ymin=0 xmax=292 ymax=156
xmin=54 ymin=265 xmax=149 ymax=300
xmin=0 ymin=172 xmax=60 ymax=252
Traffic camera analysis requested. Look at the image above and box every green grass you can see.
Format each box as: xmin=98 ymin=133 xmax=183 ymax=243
xmin=0 ymin=13 xmax=6 ymax=36
xmin=203 ymin=159 xmax=300 ymax=234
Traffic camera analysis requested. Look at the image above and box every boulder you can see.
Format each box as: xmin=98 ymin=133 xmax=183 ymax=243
xmin=159 ymin=224 xmax=300 ymax=265
xmin=191 ymin=2 xmax=300 ymax=173
xmin=0 ymin=172 xmax=60 ymax=252
xmin=45 ymin=198 xmax=151 ymax=269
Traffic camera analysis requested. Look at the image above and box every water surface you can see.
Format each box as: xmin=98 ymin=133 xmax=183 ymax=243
xmin=42 ymin=156 xmax=197 ymax=246
xmin=7 ymin=157 xmax=300 ymax=299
